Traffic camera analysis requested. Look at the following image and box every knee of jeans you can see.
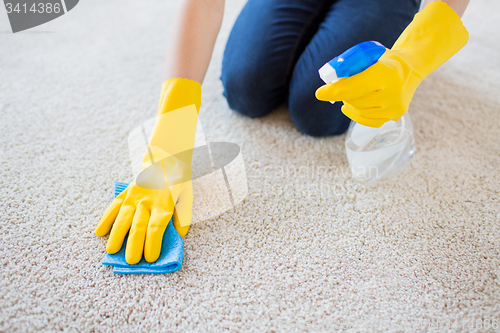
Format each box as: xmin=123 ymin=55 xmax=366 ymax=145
xmin=288 ymin=92 xmax=350 ymax=137
xmin=221 ymin=64 xmax=278 ymax=118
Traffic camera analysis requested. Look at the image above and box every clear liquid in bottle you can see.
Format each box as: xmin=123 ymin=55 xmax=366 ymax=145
xmin=345 ymin=114 xmax=415 ymax=182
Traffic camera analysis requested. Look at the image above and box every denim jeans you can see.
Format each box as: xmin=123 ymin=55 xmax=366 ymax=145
xmin=221 ymin=0 xmax=420 ymax=136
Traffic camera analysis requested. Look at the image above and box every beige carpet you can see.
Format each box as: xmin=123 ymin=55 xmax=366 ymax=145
xmin=1 ymin=0 xmax=500 ymax=331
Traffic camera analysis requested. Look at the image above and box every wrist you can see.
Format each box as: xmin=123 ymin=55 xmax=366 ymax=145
xmin=158 ymin=78 xmax=202 ymax=115
xmin=391 ymin=0 xmax=468 ymax=78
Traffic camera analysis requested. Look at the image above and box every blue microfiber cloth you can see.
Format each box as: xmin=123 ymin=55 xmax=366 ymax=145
xmin=101 ymin=182 xmax=184 ymax=274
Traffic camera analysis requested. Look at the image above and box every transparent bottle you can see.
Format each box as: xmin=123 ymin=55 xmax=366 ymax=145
xmin=345 ymin=115 xmax=415 ymax=182
xmin=318 ymin=41 xmax=416 ymax=182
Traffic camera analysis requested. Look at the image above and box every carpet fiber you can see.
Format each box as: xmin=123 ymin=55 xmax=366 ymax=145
xmin=1 ymin=0 xmax=499 ymax=332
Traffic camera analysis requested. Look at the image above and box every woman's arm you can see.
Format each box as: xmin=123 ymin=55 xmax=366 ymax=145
xmin=163 ymin=0 xmax=225 ymax=84
xmin=422 ymin=0 xmax=469 ymax=16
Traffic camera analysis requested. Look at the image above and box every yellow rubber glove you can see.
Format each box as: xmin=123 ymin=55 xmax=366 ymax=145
xmin=95 ymin=78 xmax=201 ymax=264
xmin=316 ymin=1 xmax=469 ymax=128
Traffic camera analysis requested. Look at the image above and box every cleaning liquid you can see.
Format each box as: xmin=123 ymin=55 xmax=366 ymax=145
xmin=318 ymin=41 xmax=415 ymax=182
xmin=345 ymin=116 xmax=415 ymax=181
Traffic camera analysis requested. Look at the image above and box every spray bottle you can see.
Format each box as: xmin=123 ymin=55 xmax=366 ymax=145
xmin=318 ymin=41 xmax=415 ymax=182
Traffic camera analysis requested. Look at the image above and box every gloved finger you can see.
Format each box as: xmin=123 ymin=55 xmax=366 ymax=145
xmin=315 ymin=66 xmax=383 ymax=102
xmin=341 ymin=104 xmax=389 ymax=128
xmin=389 ymin=112 xmax=405 ymax=122
xmin=95 ymin=195 xmax=125 ymax=237
xmin=346 ymin=104 xmax=387 ymax=119
xmin=345 ymin=91 xmax=385 ymax=110
xmin=125 ymin=203 xmax=150 ymax=265
xmin=342 ymin=101 xmax=385 ymax=119
xmin=106 ymin=204 xmax=135 ymax=254
xmin=144 ymin=209 xmax=173 ymax=263
xmin=172 ymin=181 xmax=193 ymax=237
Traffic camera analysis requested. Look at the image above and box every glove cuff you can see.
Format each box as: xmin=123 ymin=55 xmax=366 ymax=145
xmin=158 ymin=78 xmax=202 ymax=115
xmin=392 ymin=0 xmax=469 ymax=78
